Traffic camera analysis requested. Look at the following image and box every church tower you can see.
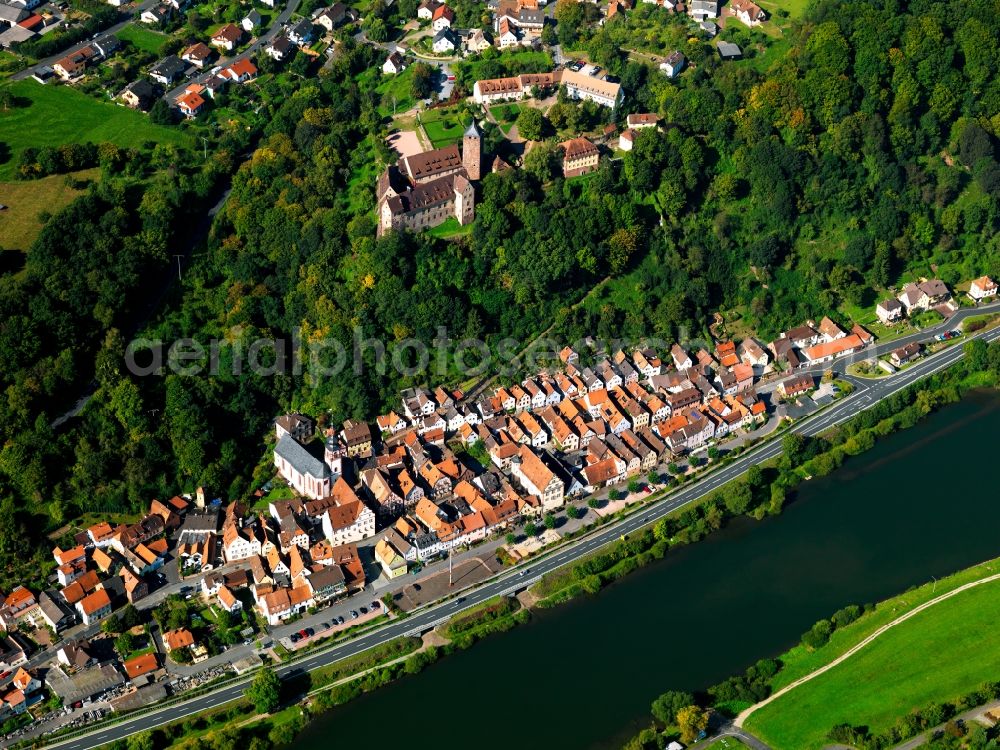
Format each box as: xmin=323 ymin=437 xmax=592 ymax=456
xmin=324 ymin=433 xmax=344 ymax=478
xmin=463 ymin=120 xmax=481 ymax=181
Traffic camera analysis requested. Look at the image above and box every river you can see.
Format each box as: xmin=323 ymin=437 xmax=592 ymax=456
xmin=295 ymin=390 xmax=1000 ymax=750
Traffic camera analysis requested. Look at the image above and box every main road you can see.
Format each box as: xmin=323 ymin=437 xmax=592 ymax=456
xmin=46 ymin=307 xmax=1000 ymax=750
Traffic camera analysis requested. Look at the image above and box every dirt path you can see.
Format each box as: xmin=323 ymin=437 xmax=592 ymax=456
xmin=735 ymin=571 xmax=1000 ymax=727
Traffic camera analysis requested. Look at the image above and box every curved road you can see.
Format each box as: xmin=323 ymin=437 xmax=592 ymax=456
xmin=46 ymin=306 xmax=1000 ymax=750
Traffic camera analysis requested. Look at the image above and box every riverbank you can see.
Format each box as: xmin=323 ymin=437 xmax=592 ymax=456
xmin=743 ymin=566 xmax=1000 ymax=749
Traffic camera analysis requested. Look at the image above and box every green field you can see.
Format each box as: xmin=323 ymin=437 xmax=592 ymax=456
xmin=115 ymin=24 xmax=170 ymax=55
xmin=758 ymin=0 xmax=811 ymax=19
xmin=0 ymin=79 xmax=192 ymax=179
xmin=376 ymin=66 xmax=417 ymax=117
xmin=420 ymin=107 xmax=471 ymax=148
xmin=705 ymin=739 xmax=749 ymax=750
xmin=746 ymin=575 xmax=1000 ymax=749
xmin=489 ymin=103 xmax=520 ymax=134
xmin=0 ymin=168 xmax=98 ymax=253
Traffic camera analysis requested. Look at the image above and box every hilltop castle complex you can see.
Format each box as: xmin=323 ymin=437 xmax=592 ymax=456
xmin=376 ymin=122 xmax=482 ymax=237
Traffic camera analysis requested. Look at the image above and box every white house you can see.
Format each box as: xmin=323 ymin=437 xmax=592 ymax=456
xmin=876 ymin=298 xmax=904 ymax=324
xmin=659 ymin=50 xmax=685 ymax=78
xmin=969 ymin=275 xmax=998 ymax=301
xmin=511 ymin=445 xmax=565 ymax=510
xmin=383 ymin=50 xmax=406 ymax=74
xmin=432 ymin=27 xmax=456 ymax=53
xmin=321 ymin=500 xmax=376 ymax=547
xmin=560 ymin=68 xmax=621 ymax=109
xmin=688 ymin=0 xmax=718 ymax=20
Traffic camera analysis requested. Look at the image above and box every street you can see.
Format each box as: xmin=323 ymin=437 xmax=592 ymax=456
xmin=41 ymin=303 xmax=1000 ymax=750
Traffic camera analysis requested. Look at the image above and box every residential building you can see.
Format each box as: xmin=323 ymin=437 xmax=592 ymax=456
xmin=559 ymin=136 xmax=599 ymax=177
xmin=375 ymin=537 xmax=407 ymax=578
xmin=383 ymin=50 xmax=406 ymax=74
xmin=211 ymin=23 xmax=244 ymax=50
xmin=432 ymin=27 xmax=456 ymax=53
xmin=727 ymin=0 xmax=765 ymax=26
xmin=176 ymin=88 xmax=205 ymax=118
xmin=876 ymin=298 xmax=904 ymax=324
xmin=511 ymin=445 xmax=564 ymax=509
xmin=223 ymin=57 xmax=257 ymax=82
xmin=891 ymin=342 xmax=922 ymax=367
xmin=75 ymin=589 xmax=112 ymax=626
xmin=431 ymin=2 xmax=454 ymax=30
xmin=181 ymin=42 xmax=213 ymax=68
xmin=120 ymin=79 xmax=156 ymax=110
xmin=688 ymin=0 xmax=717 ymax=19
xmin=659 ymin=50 xmax=685 ymax=77
xmin=777 ymin=374 xmax=813 ymax=398
xmin=242 ymin=9 xmax=262 ymax=31
xmin=265 ymin=33 xmax=294 ymax=60
xmin=149 ymin=55 xmax=186 ymax=85
xmin=970 ymin=275 xmax=998 ymax=301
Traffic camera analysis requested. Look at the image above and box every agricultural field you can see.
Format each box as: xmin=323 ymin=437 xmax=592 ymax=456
xmin=0 ymin=168 xmax=98 ymax=255
xmin=746 ymin=575 xmax=1000 ymax=749
xmin=0 ymin=79 xmax=192 ymax=180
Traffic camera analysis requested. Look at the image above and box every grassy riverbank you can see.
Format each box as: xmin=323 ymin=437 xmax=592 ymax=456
xmin=746 ymin=572 xmax=1000 ymax=749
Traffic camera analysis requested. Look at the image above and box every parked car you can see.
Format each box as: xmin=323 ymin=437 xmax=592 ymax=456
xmin=359 ymin=607 xmax=368 ymax=615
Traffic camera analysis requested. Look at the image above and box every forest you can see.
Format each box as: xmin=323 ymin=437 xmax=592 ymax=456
xmin=0 ymin=0 xmax=999 ymax=583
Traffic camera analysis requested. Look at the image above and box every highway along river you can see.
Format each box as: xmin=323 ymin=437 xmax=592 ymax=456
xmin=296 ymin=390 xmax=1000 ymax=750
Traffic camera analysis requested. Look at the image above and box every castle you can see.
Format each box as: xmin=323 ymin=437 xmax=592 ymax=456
xmin=376 ymin=121 xmax=482 ymax=237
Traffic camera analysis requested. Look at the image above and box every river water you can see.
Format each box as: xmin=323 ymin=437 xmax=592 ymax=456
xmin=295 ymin=391 xmax=1000 ymax=750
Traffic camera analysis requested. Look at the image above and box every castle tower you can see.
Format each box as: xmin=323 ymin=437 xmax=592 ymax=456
xmin=463 ymin=120 xmax=481 ymax=181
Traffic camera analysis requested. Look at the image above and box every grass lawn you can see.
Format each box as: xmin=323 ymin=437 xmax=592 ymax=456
xmin=115 ymin=24 xmax=170 ymax=55
xmin=704 ymin=739 xmax=749 ymax=750
xmin=747 ymin=560 xmax=1000 ymax=747
xmin=489 ymin=103 xmax=520 ymax=134
xmin=746 ymin=561 xmax=1000 ymax=749
xmin=375 ymin=67 xmax=417 ymax=117
xmin=757 ymin=0 xmax=810 ymax=19
xmin=426 ymin=216 xmax=472 ymax=239
xmin=420 ymin=107 xmax=471 ymax=149
xmin=0 ymin=79 xmax=192 ymax=180
xmin=0 ymin=51 xmax=19 ymax=80
xmin=0 ymin=167 xmax=98 ymax=253
xmin=255 ymin=483 xmax=293 ymax=507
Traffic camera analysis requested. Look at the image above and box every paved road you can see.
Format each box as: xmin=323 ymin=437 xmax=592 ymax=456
xmin=10 ymin=0 xmax=157 ymax=82
xmin=890 ymin=699 xmax=1000 ymax=750
xmin=42 ymin=309 xmax=1000 ymax=750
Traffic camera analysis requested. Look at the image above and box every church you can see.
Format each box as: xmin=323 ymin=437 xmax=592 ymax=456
xmin=376 ymin=121 xmax=482 ymax=237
